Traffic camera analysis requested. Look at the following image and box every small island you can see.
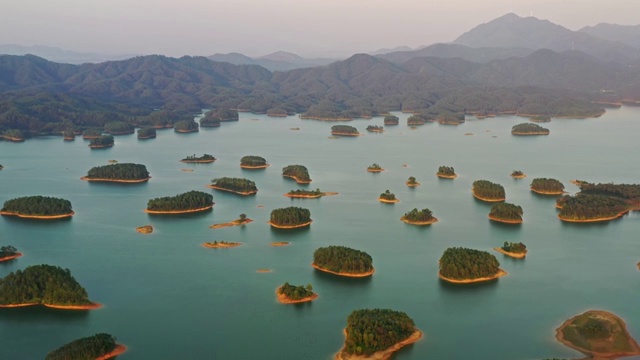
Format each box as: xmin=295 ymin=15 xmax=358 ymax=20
xmin=210 ymin=214 xmax=253 ymax=229
xmin=62 ymin=128 xmax=75 ymax=141
xmin=88 ymin=135 xmax=114 ymax=149
xmin=276 ymin=282 xmax=318 ymax=304
xmin=208 ymin=177 xmax=258 ymax=195
xmin=488 ymin=203 xmax=523 ymax=224
xmin=0 ymin=246 xmax=22 ymax=262
xmin=282 ymin=164 xmax=312 ymax=184
xmin=46 ymin=333 xmax=126 ymax=360
xmin=555 ymin=310 xmax=640 ymax=359
xmin=104 ymin=121 xmax=135 ymax=135
xmin=285 ymin=188 xmax=338 ymax=199
xmin=240 ymin=155 xmax=269 ymax=169
xmin=436 ymin=165 xmax=457 ymax=179
xmin=494 ymin=242 xmax=527 ymax=258
xmin=1 ymin=196 xmax=74 ymax=219
xmin=556 ymin=194 xmax=629 ymax=223
xmin=401 ymin=208 xmax=438 ymax=225
xmin=407 ymin=114 xmax=427 ymax=125
xmin=180 ymin=154 xmax=216 ymax=163
xmin=312 ymin=246 xmax=374 ymax=277
xmin=203 ymin=241 xmax=241 ymax=248
xmin=271 ymin=241 xmax=290 ymax=247
xmin=366 ymin=125 xmax=384 ymax=133
xmin=81 ymin=163 xmax=151 ymax=183
xmin=439 ymin=247 xmax=507 ymax=284
xmin=512 ymin=122 xmax=550 ymax=135
xmin=472 ymin=180 xmax=506 ymax=202
xmin=331 ymin=125 xmax=360 ymax=136
xmin=82 ymin=129 xmax=102 ymax=139
xmin=511 ymin=170 xmax=526 ymax=179
xmin=530 ymin=178 xmax=565 ymax=195
xmin=0 ymin=264 xmax=100 ymax=310
xmin=406 ymin=176 xmax=420 ymax=187
xmin=335 ymin=309 xmax=422 ymax=360
xmin=145 ymin=190 xmax=214 ymax=214
xmin=174 ymin=119 xmax=199 ymax=133
xmin=378 ymin=190 xmax=399 ymax=203
xmin=2 ymin=129 xmax=26 ymax=142
xmin=383 ymin=115 xmax=399 ymax=126
xmin=268 ymin=206 xmax=312 ymax=229
xmin=137 ymin=127 xmax=157 ymax=139
xmin=136 ymin=225 xmax=153 ymax=234
xmin=367 ymin=163 xmax=384 ymax=173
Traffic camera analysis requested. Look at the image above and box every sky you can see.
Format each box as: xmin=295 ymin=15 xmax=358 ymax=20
xmin=2 ymin=0 xmax=639 ymax=58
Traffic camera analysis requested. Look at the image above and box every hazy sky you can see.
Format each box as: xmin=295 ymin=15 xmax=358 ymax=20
xmin=2 ymin=0 xmax=639 ymax=58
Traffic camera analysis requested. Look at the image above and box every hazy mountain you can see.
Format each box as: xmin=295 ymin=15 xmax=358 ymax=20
xmin=377 ymin=43 xmax=533 ymax=64
xmin=207 ymin=51 xmax=335 ymax=72
xmin=0 ymin=44 xmax=135 ymax=64
xmin=368 ymin=46 xmax=413 ymax=56
xmin=579 ymin=23 xmax=640 ymax=49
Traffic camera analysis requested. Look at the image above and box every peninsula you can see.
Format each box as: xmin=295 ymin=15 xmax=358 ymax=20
xmin=208 ymin=177 xmax=258 ymax=195
xmin=203 ymin=241 xmax=241 ymax=248
xmin=268 ymin=206 xmax=312 ymax=229
xmin=530 ymin=178 xmax=565 ymax=195
xmin=494 ymin=242 xmax=527 ymax=259
xmin=367 ymin=163 xmax=384 ymax=172
xmin=145 ymin=190 xmax=214 ymax=214
xmin=312 ymin=246 xmax=374 ymax=277
xmin=88 ymin=135 xmax=114 ymax=149
xmin=1 ymin=196 xmax=74 ymax=219
xmin=0 ymin=246 xmax=22 ymax=262
xmin=180 ymin=154 xmax=216 ymax=163
xmin=46 ymin=333 xmax=126 ymax=360
xmin=511 ymin=123 xmax=550 ymax=135
xmin=488 ymin=203 xmax=523 ymax=224
xmin=378 ymin=190 xmax=399 ymax=203
xmin=282 ymin=164 xmax=312 ymax=184
xmin=209 ymin=214 xmax=253 ymax=229
xmin=240 ymin=155 xmax=269 ymax=169
xmin=331 ymin=125 xmax=360 ymax=136
xmin=401 ymin=208 xmax=438 ymax=225
xmin=439 ymin=247 xmax=507 ymax=284
xmin=81 ymin=163 xmax=151 ymax=183
xmin=285 ymin=189 xmax=338 ymax=198
xmin=472 ymin=180 xmax=506 ymax=202
xmin=276 ymin=283 xmax=318 ymax=304
xmin=436 ymin=165 xmax=457 ymax=179
xmin=406 ymin=176 xmax=420 ymax=187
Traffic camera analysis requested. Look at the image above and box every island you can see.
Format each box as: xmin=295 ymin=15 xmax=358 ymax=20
xmin=331 ymin=125 xmax=360 ymax=136
xmin=136 ymin=225 xmax=153 ymax=234
xmin=285 ymin=189 xmax=338 ymax=198
xmin=209 ymin=214 xmax=253 ymax=229
xmin=0 ymin=246 xmax=22 ymax=262
xmin=577 ymin=182 xmax=640 ymax=207
xmin=88 ymin=135 xmax=114 ymax=149
xmin=512 ymin=122 xmax=550 ymax=135
xmin=46 ymin=333 xmax=126 ymax=360
xmin=488 ymin=203 xmax=523 ymax=224
xmin=82 ymin=129 xmax=102 ymax=139
xmin=383 ymin=115 xmax=399 ymax=125
xmin=438 ymin=247 xmax=507 ymax=284
xmin=472 ymin=180 xmax=506 ymax=202
xmin=268 ymin=206 xmax=312 ymax=228
xmin=203 ymin=241 xmax=241 ymax=248
xmin=271 ymin=241 xmax=290 ymax=247
xmin=0 ymin=264 xmax=100 ymax=310
xmin=494 ymin=242 xmax=527 ymax=259
xmin=282 ymin=165 xmax=312 ymax=184
xmin=530 ymin=178 xmax=565 ymax=195
xmin=556 ymin=194 xmax=630 ymax=223
xmin=334 ymin=309 xmax=422 ymax=360
xmin=401 ymin=208 xmax=438 ymax=225
xmin=210 ymin=108 xmax=239 ymax=122
xmin=276 ymin=282 xmax=318 ymax=304
xmin=367 ymin=163 xmax=384 ymax=173
xmin=2 ymin=129 xmax=25 ymax=142
xmin=366 ymin=125 xmax=384 ymax=133
xmin=208 ymin=177 xmax=258 ymax=195
xmin=174 ymin=119 xmax=199 ymax=133
xmin=1 ymin=196 xmax=74 ymax=219
xmin=180 ymin=154 xmax=216 ymax=163
xmin=62 ymin=128 xmax=75 ymax=141
xmin=240 ymin=155 xmax=269 ymax=169
xmin=378 ymin=190 xmax=399 ymax=203
xmin=81 ymin=163 xmax=151 ymax=183
xmin=104 ymin=121 xmax=134 ymax=135
xmin=406 ymin=176 xmax=420 ymax=187
xmin=137 ymin=127 xmax=157 ymax=139
xmin=438 ymin=114 xmax=465 ymax=125
xmin=555 ymin=310 xmax=640 ymax=359
xmin=312 ymin=246 xmax=374 ymax=277
xmin=511 ymin=170 xmax=526 ymax=179
xmin=436 ymin=165 xmax=457 ymax=179
xmin=407 ymin=115 xmax=427 ymax=126
xmin=145 ymin=190 xmax=214 ymax=214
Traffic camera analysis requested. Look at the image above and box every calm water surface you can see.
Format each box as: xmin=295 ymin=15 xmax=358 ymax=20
xmin=1 ymin=107 xmax=640 ymax=359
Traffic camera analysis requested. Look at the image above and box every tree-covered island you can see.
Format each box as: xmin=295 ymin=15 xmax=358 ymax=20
xmin=367 ymin=163 xmax=384 ymax=172
xmin=208 ymin=177 xmax=258 ymax=195
xmin=269 ymin=206 xmax=312 ymax=228
xmin=406 ymin=176 xmax=420 ymax=187
xmin=1 ymin=196 xmax=74 ymax=219
xmin=331 ymin=125 xmax=360 ymax=136
xmin=378 ymin=190 xmax=399 ymax=203
xmin=203 ymin=241 xmax=241 ymax=248
xmin=531 ymin=178 xmax=565 ymax=195
xmin=512 ymin=122 xmax=550 ymax=135
xmin=285 ymin=189 xmax=338 ymax=199
xmin=556 ymin=194 xmax=630 ymax=223
xmin=439 ymin=247 xmax=507 ymax=283
xmin=81 ymin=163 xmax=151 ymax=183
xmin=0 ymin=245 xmax=22 ymax=262
xmin=240 ymin=155 xmax=269 ymax=169
xmin=173 ymin=119 xmax=199 ymax=133
xmin=0 ymin=265 xmax=100 ymax=309
xmin=46 ymin=333 xmax=126 ymax=360
xmin=137 ymin=127 xmax=157 ymax=139
xmin=407 ymin=115 xmax=427 ymax=125
xmin=276 ymin=282 xmax=318 ymax=304
xmin=282 ymin=165 xmax=312 ymax=184
xmin=494 ymin=242 xmax=527 ymax=259
xmin=145 ymin=190 xmax=214 ymax=214
xmin=366 ymin=125 xmax=384 ymax=132
xmin=180 ymin=154 xmax=216 ymax=163
xmin=334 ymin=309 xmax=422 ymax=360
xmin=104 ymin=121 xmax=134 ymax=135
xmin=488 ymin=203 xmax=523 ymax=224
xmin=511 ymin=170 xmax=526 ymax=179
xmin=88 ymin=135 xmax=114 ymax=149
xmin=472 ymin=180 xmax=506 ymax=202
xmin=383 ymin=115 xmax=399 ymax=125
xmin=401 ymin=208 xmax=438 ymax=225
xmin=312 ymin=246 xmax=374 ymax=277
xmin=436 ymin=166 xmax=457 ymax=179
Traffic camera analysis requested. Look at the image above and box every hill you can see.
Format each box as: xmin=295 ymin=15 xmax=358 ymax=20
xmin=378 ymin=43 xmax=534 ymax=64
xmin=579 ymin=24 xmax=640 ymax=49
xmin=208 ymin=51 xmax=335 ymax=71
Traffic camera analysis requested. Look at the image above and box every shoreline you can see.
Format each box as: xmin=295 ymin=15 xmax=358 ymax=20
xmin=81 ymin=176 xmax=151 ymax=183
xmin=512 ymin=131 xmax=550 ymax=136
xmin=300 ymin=116 xmax=354 ymax=121
xmin=175 ymin=129 xmax=199 ymax=133
xmin=240 ymin=164 xmax=270 ymax=169
xmin=283 ymin=192 xmax=339 ymax=199
xmin=530 ymin=188 xmax=565 ymax=195
xmin=276 ymin=287 xmax=318 ymax=304
xmin=436 ymin=173 xmax=457 ymax=179
xmin=268 ymin=220 xmax=313 ymax=229
xmin=88 ymin=144 xmax=113 ymax=149
xmin=488 ymin=215 xmax=523 ymax=224
xmin=210 ymin=218 xmax=254 ymax=229
xmin=96 ymin=344 xmax=127 ymax=360
xmin=378 ymin=198 xmax=399 ymax=203
xmin=472 ymin=191 xmax=506 ymax=202
xmin=207 ymin=185 xmax=258 ymax=196
xmin=0 ymin=211 xmax=75 ymax=220
xmin=335 ymin=329 xmax=422 ymax=360
xmin=558 ymin=210 xmax=628 ymax=223
xmin=367 ymin=168 xmax=384 ymax=173
xmin=331 ymin=132 xmax=361 ymax=136
xmin=400 ymin=217 xmax=438 ymax=226
xmin=0 ymin=252 xmax=23 ymax=262
xmin=511 ymin=174 xmax=527 ymax=179
xmin=283 ymin=174 xmax=312 ymax=184
xmin=145 ymin=204 xmax=213 ymax=215
xmin=438 ymin=269 xmax=508 ymax=284
xmin=271 ymin=242 xmax=290 ymax=247
xmin=137 ymin=135 xmax=156 ymax=139
xmin=367 ymin=129 xmax=384 ymax=133
xmin=0 ymin=302 xmax=102 ymax=310
xmin=493 ymin=247 xmax=526 ymax=259
xmin=406 ymin=182 xmax=421 ymax=187
xmin=180 ymin=159 xmax=215 ymax=163
xmin=202 ymin=242 xmax=241 ymax=248
xmin=311 ymin=263 xmax=375 ymax=277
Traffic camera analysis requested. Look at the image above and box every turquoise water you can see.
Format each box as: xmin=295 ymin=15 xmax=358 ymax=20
xmin=1 ymin=107 xmax=640 ymax=359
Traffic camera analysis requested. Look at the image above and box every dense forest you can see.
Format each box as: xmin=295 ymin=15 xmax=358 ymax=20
xmin=313 ymin=246 xmax=373 ymax=274
xmin=511 ymin=123 xmax=550 ymax=135
xmin=270 ymin=206 xmax=311 ymax=226
xmin=288 ymin=189 xmax=324 ymax=196
xmin=343 ymin=309 xmax=416 ymax=356
xmin=0 ymin=265 xmax=92 ymax=306
xmin=146 ymin=190 xmax=213 ymax=212
xmin=379 ymin=190 xmax=397 ymax=201
xmin=45 ymin=333 xmax=118 ymax=360
xmin=501 ymin=242 xmax=527 ymax=254
xmin=578 ymin=182 xmax=640 ymax=203
xmin=473 ymin=180 xmax=506 ymax=200
xmin=0 ymin=245 xmax=18 ymax=257
xmin=439 ymin=247 xmax=501 ymax=280
xmin=366 ymin=125 xmax=383 ymax=132
xmin=383 ymin=115 xmax=399 ymax=125
xmin=489 ymin=203 xmax=523 ymax=221
xmin=174 ymin=119 xmax=199 ymax=132
xmin=368 ymin=163 xmax=383 ymax=171
xmin=557 ymin=194 xmax=629 ymax=221
xmin=511 ymin=170 xmax=525 ymax=177
xmin=407 ymin=114 xmax=427 ymax=125
xmin=3 ymin=129 xmax=25 ymax=141
xmin=282 ymin=165 xmax=311 ymax=182
xmin=82 ymin=129 xmax=102 ymax=139
xmin=437 ymin=166 xmax=456 ymax=177
xmin=137 ymin=127 xmax=156 ymax=139
xmin=199 ymin=116 xmax=221 ymax=128
xmin=104 ymin=121 xmax=134 ymax=135
xmin=181 ymin=154 xmax=216 ymax=162
xmin=210 ymin=177 xmax=257 ymax=193
xmin=1 ymin=196 xmax=73 ymax=216
xmin=402 ymin=208 xmax=435 ymax=222
xmin=278 ymin=283 xmax=314 ymax=300
xmin=331 ymin=125 xmax=359 ymax=135
xmin=88 ymin=135 xmax=114 ymax=148
xmin=84 ymin=163 xmax=150 ymax=180
xmin=531 ymin=178 xmax=565 ymax=193
xmin=240 ymin=155 xmax=268 ymax=167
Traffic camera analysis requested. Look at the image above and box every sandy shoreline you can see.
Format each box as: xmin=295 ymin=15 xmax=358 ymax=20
xmin=207 ymin=185 xmax=258 ymax=195
xmin=240 ymin=164 xmax=270 ymax=169
xmin=378 ymin=198 xmax=399 ymax=203
xmin=276 ymin=287 xmax=318 ymax=304
xmin=400 ymin=217 xmax=438 ymax=226
xmin=439 ymin=269 xmax=508 ymax=284
xmin=95 ymin=344 xmax=127 ymax=360
xmin=493 ymin=247 xmax=526 ymax=259
xmin=271 ymin=242 xmax=290 ymax=247
xmin=367 ymin=168 xmax=384 ymax=173
xmin=436 ymin=173 xmax=457 ymax=179
xmin=202 ymin=242 xmax=241 ymax=248
xmin=283 ymin=174 xmax=312 ymax=184
xmin=488 ymin=215 xmax=523 ymax=224
xmin=210 ymin=218 xmax=253 ymax=229
xmin=145 ymin=204 xmax=213 ymax=214
xmin=0 ymin=253 xmax=23 ymax=262
xmin=406 ymin=182 xmax=421 ymax=187
xmin=136 ymin=225 xmax=153 ymax=234
xmin=312 ymin=263 xmax=375 ymax=277
xmin=268 ymin=220 xmax=313 ymax=229
xmin=0 ymin=302 xmax=102 ymax=310
xmin=81 ymin=176 xmax=151 ymax=183
xmin=511 ymin=174 xmax=527 ymax=179
xmin=530 ymin=188 xmax=565 ymax=195
xmin=88 ymin=144 xmax=113 ymax=149
xmin=334 ymin=329 xmax=423 ymax=360
xmin=512 ymin=131 xmax=549 ymax=135
xmin=180 ymin=159 xmax=214 ymax=163
xmin=558 ymin=210 xmax=628 ymax=223
xmin=0 ymin=211 xmax=75 ymax=219
xmin=472 ymin=190 xmax=506 ymax=202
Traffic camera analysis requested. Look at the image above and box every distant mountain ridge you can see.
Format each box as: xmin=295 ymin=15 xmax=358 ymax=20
xmin=207 ymin=51 xmax=336 ymax=71
xmin=579 ymin=23 xmax=640 ymax=49
xmin=0 ymin=44 xmax=136 ymax=64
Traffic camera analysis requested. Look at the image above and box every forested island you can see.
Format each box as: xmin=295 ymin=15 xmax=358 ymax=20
xmin=531 ymin=178 xmax=565 ymax=195
xmin=240 ymin=155 xmax=269 ymax=169
xmin=383 ymin=115 xmax=399 ymax=125
xmin=145 ymin=190 xmax=214 ymax=214
xmin=0 ymin=245 xmax=22 ymax=262
xmin=282 ymin=165 xmax=312 ymax=184
xmin=512 ymin=123 xmax=550 ymax=135
xmin=174 ymin=119 xmax=199 ymax=133
xmin=137 ymin=127 xmax=156 ymax=139
xmin=1 ymin=196 xmax=74 ymax=219
xmin=401 ymin=208 xmax=438 ymax=225
xmin=437 ymin=166 xmax=457 ymax=179
xmin=439 ymin=247 xmax=507 ymax=283
xmin=331 ymin=125 xmax=360 ymax=136
xmin=104 ymin=121 xmax=134 ymax=135
xmin=366 ymin=125 xmax=384 ymax=133
xmin=378 ymin=190 xmax=399 ymax=203
xmin=46 ymin=333 xmax=126 ymax=360
xmin=511 ymin=170 xmax=526 ymax=179
xmin=312 ymin=246 xmax=374 ymax=277
xmin=555 ymin=310 xmax=640 ymax=359
xmin=577 ymin=182 xmax=640 ymax=206
xmin=208 ymin=177 xmax=258 ymax=195
xmin=276 ymin=282 xmax=318 ymax=304
xmin=269 ymin=206 xmax=312 ymax=228
xmin=203 ymin=241 xmax=241 ymax=248
xmin=472 ymin=180 xmax=506 ymax=202
xmin=407 ymin=115 xmax=427 ymax=125
xmin=406 ymin=176 xmax=420 ymax=187
xmin=556 ymin=194 xmax=630 ymax=222
xmin=180 ymin=154 xmax=216 ymax=163
xmin=285 ymin=189 xmax=338 ymax=198
xmin=488 ymin=203 xmax=523 ymax=223
xmin=81 ymin=163 xmax=151 ymax=183
xmin=82 ymin=129 xmax=102 ymax=139
xmin=494 ymin=242 xmax=527 ymax=259
xmin=88 ymin=135 xmax=114 ymax=149
xmin=209 ymin=214 xmax=253 ymax=229
xmin=0 ymin=265 xmax=100 ymax=309
xmin=367 ymin=163 xmax=384 ymax=172
xmin=335 ymin=309 xmax=421 ymax=360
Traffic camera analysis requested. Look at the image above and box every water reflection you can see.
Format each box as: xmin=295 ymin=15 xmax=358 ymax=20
xmin=437 ymin=277 xmax=500 ymax=293
xmin=0 ymin=306 xmax=90 ymax=324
